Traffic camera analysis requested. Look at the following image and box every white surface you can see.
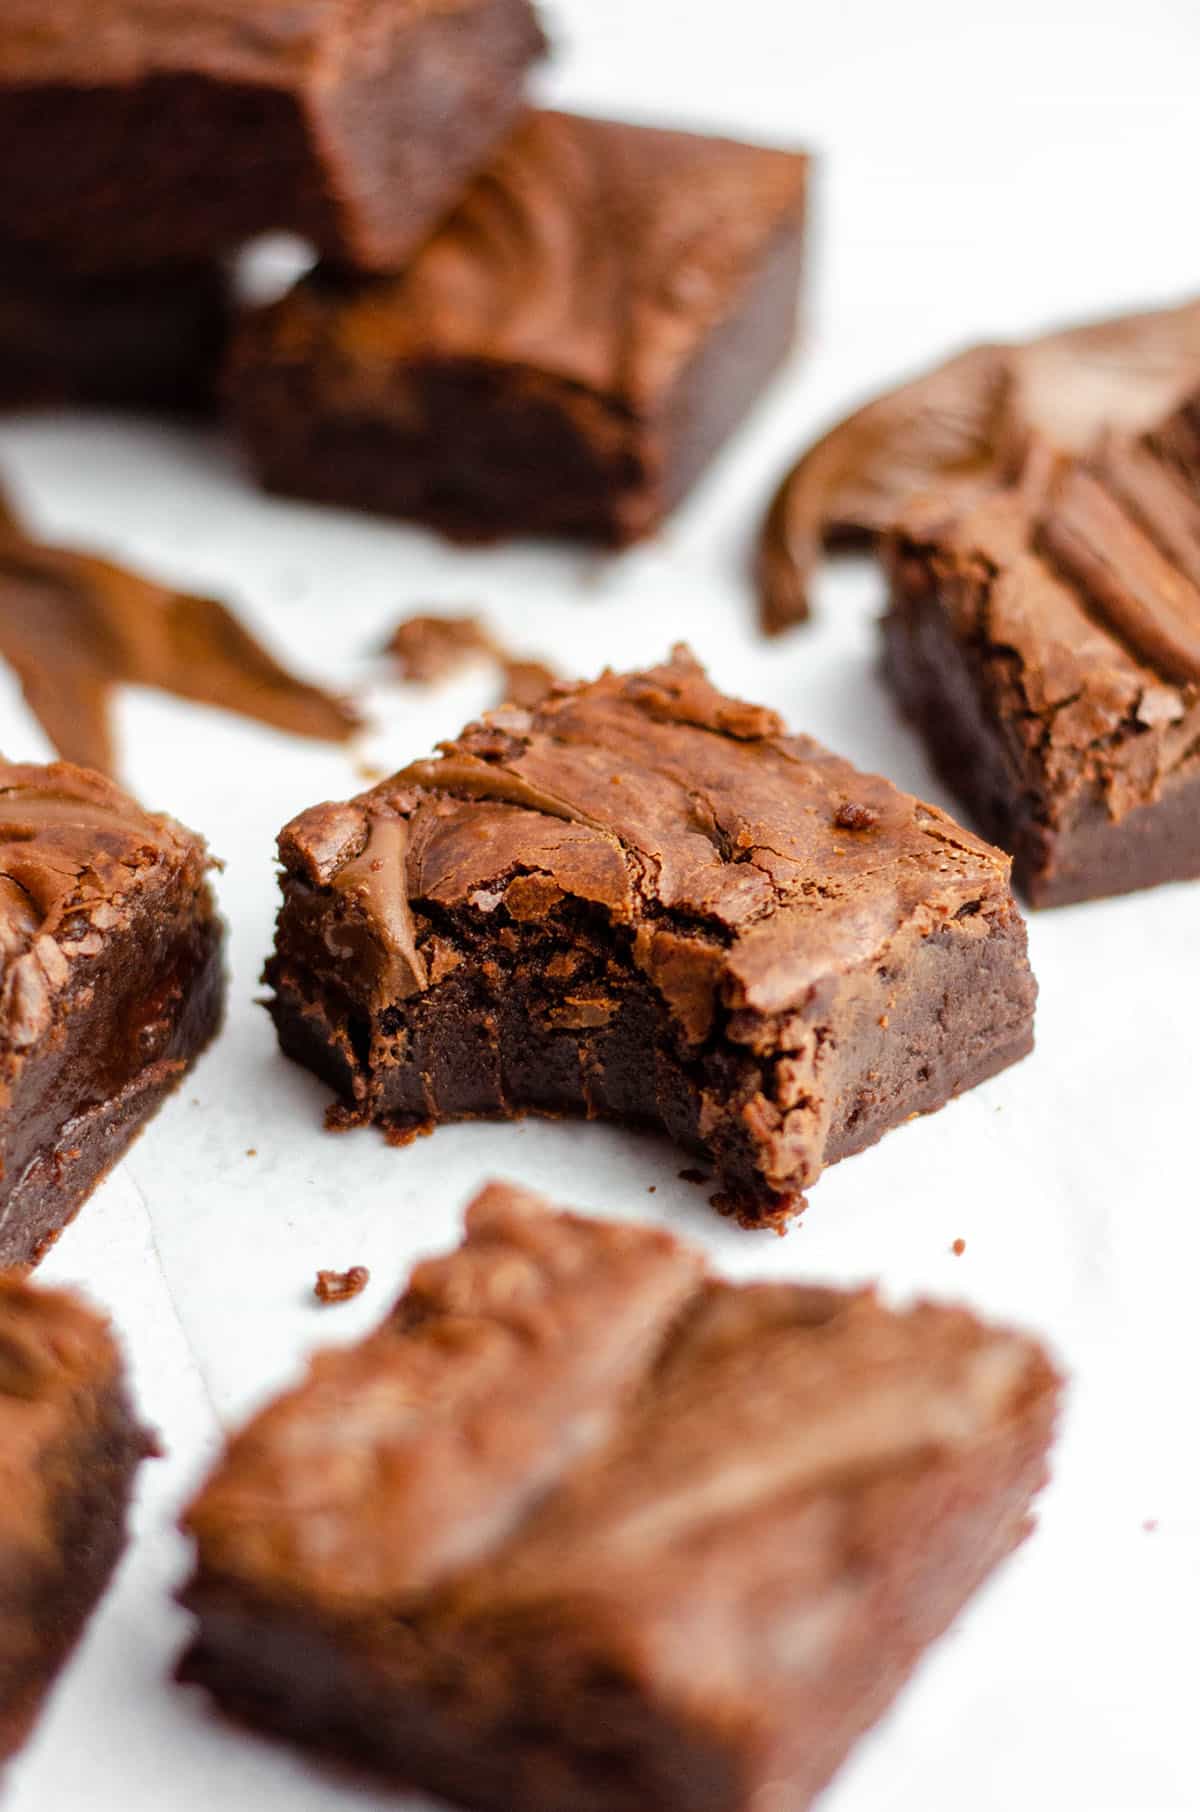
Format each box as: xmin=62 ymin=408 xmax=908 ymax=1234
xmin=2 ymin=2 xmax=1198 ymax=1806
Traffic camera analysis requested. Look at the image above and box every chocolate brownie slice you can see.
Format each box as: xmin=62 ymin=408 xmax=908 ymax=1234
xmin=0 ymin=0 xmax=546 ymax=271
xmin=179 ymin=1181 xmax=1061 ymax=1812
xmin=228 ymin=111 xmax=808 ymax=545
xmin=265 ymin=648 xmax=1035 ymax=1227
xmin=0 ymin=759 xmax=224 ymax=1265
xmin=0 ymin=1274 xmax=152 ymax=1759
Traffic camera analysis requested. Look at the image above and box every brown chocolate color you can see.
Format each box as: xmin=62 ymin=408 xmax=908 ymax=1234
xmin=228 ymin=111 xmax=809 ymax=545
xmin=0 ymin=510 xmax=359 ymax=778
xmin=0 ymin=254 xmax=229 ymax=412
xmin=265 ymin=648 xmax=1035 ymax=1227
xmin=0 ymin=0 xmax=546 ymax=272
xmin=179 ymin=1181 xmax=1062 ymax=1812
xmin=884 ymin=433 xmax=1200 ymax=906
xmin=0 ymin=1273 xmax=152 ymax=1758
xmin=383 ymin=613 xmax=496 ymax=685
xmin=757 ymin=295 xmax=1200 ymax=632
xmin=313 ymin=1265 xmax=369 ymax=1304
xmin=0 ymin=759 xmax=224 ymax=1266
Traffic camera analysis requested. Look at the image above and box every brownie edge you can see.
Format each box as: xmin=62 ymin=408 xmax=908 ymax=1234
xmin=178 ymin=1181 xmax=1062 ymax=1812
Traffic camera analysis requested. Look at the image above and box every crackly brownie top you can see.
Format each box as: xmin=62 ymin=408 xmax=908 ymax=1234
xmin=185 ymin=1181 xmax=1058 ymax=1635
xmin=759 ymin=294 xmax=1200 ymax=629
xmin=0 ymin=1275 xmax=125 ymax=1566
xmin=891 ymin=433 xmax=1200 ymax=820
xmin=278 ymin=647 xmax=1013 ymax=1032
xmin=0 ymin=759 xmax=211 ymax=1059
xmin=246 ymin=111 xmax=808 ymax=411
xmin=0 ymin=0 xmax=480 ymax=87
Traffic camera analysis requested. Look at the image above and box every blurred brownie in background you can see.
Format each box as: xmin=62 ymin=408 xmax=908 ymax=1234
xmin=0 ymin=254 xmax=230 ymax=412
xmin=228 ymin=111 xmax=809 ymax=544
xmin=0 ymin=0 xmax=546 ymax=271
xmin=0 ymin=1275 xmax=152 ymax=1759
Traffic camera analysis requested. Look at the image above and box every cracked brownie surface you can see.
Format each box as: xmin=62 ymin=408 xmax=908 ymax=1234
xmin=265 ymin=647 xmax=1035 ymax=1225
xmin=884 ymin=421 xmax=1200 ymax=904
xmin=180 ymin=1181 xmax=1062 ymax=1812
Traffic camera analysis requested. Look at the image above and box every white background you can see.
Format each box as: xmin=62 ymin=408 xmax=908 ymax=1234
xmin=3 ymin=2 xmax=1198 ymax=1806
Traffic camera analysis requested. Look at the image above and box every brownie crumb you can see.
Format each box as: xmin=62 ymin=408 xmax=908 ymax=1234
xmin=314 ymin=1266 xmax=370 ymax=1305
xmin=834 ymin=801 xmax=880 ymax=831
xmin=383 ymin=613 xmax=495 ymax=684
xmin=647 ymin=1185 xmax=657 ymax=1194
xmin=678 ymin=1168 xmax=711 ymax=1185
xmin=951 ymin=1238 xmax=966 ymax=1256
xmin=245 ymin=1147 xmax=257 ymax=1158
xmin=499 ymin=657 xmax=558 ymax=709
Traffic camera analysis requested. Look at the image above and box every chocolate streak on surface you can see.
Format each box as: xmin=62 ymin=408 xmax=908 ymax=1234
xmin=758 ymin=296 xmax=1200 ymax=632
xmin=0 ymin=509 xmax=359 ymax=777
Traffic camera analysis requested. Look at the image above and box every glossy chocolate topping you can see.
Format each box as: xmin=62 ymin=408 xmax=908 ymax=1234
xmin=758 ymin=296 xmax=1200 ymax=631
xmin=279 ymin=646 xmax=1012 ymax=1030
xmin=248 ymin=110 xmax=809 ymax=411
xmin=0 ymin=510 xmax=359 ymax=777
xmin=0 ymin=760 xmax=208 ymax=1052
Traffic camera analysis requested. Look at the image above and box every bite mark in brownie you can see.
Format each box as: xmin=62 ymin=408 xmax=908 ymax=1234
xmin=883 ymin=432 xmax=1200 ymax=905
xmin=0 ymin=0 xmax=546 ymax=271
xmin=265 ymin=647 xmax=1035 ymax=1227
xmin=228 ymin=111 xmax=809 ymax=545
xmin=0 ymin=1274 xmax=152 ymax=1759
xmin=0 ymin=759 xmax=225 ymax=1266
xmin=179 ymin=1181 xmax=1062 ymax=1812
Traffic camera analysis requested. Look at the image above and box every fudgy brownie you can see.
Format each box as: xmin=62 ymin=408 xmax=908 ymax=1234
xmin=0 ymin=254 xmax=229 ymax=412
xmin=0 ymin=1273 xmax=152 ymax=1759
xmin=884 ymin=439 xmax=1200 ymax=906
xmin=265 ymin=648 xmax=1035 ymax=1227
xmin=0 ymin=0 xmax=546 ymax=271
xmin=179 ymin=1181 xmax=1062 ymax=1812
xmin=756 ymin=295 xmax=1200 ymax=632
xmin=0 ymin=759 xmax=224 ymax=1266
xmin=228 ymin=111 xmax=809 ymax=544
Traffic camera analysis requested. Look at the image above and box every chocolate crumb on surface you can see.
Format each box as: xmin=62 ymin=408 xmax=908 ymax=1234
xmin=679 ymin=1167 xmax=712 ymax=1185
xmin=314 ymin=1266 xmax=370 ymax=1306
xmin=834 ymin=801 xmax=880 ymax=831
xmin=952 ymin=1238 xmax=966 ymax=1256
xmin=498 ymin=656 xmax=558 ymax=709
xmin=383 ymin=613 xmax=496 ymax=685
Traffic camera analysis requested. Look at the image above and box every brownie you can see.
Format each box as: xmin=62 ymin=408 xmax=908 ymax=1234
xmin=228 ymin=111 xmax=809 ymax=544
xmin=0 ymin=1273 xmax=151 ymax=1759
xmin=179 ymin=1181 xmax=1062 ymax=1812
xmin=0 ymin=759 xmax=224 ymax=1266
xmin=884 ymin=438 xmax=1200 ymax=906
xmin=756 ymin=294 xmax=1200 ymax=632
xmin=265 ymin=648 xmax=1035 ymax=1227
xmin=0 ymin=0 xmax=546 ymax=272
xmin=0 ymin=253 xmax=229 ymax=412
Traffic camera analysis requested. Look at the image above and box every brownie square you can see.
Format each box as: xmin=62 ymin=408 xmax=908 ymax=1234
xmin=265 ymin=648 xmax=1035 ymax=1227
xmin=883 ymin=440 xmax=1200 ymax=906
xmin=0 ymin=254 xmax=230 ymax=412
xmin=0 ymin=1274 xmax=151 ymax=1759
xmin=180 ymin=1181 xmax=1062 ymax=1812
xmin=0 ymin=0 xmax=546 ymax=271
xmin=228 ymin=110 xmax=809 ymax=544
xmin=0 ymin=759 xmax=224 ymax=1266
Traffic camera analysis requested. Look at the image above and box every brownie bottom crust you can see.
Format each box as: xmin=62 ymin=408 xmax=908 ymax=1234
xmin=0 ymin=1377 xmax=148 ymax=1760
xmin=267 ymin=893 xmax=1033 ymax=1227
xmin=883 ymin=578 xmax=1200 ymax=908
xmin=0 ymin=895 xmax=225 ymax=1269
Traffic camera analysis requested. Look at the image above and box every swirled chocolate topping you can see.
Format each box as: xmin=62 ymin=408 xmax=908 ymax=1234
xmin=0 ymin=502 xmax=359 ymax=777
xmin=758 ymin=296 xmax=1200 ymax=632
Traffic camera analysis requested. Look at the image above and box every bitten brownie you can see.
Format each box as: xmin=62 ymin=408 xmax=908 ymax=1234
xmin=228 ymin=111 xmax=809 ymax=544
xmin=265 ymin=648 xmax=1035 ymax=1227
xmin=0 ymin=1274 xmax=151 ymax=1760
xmin=0 ymin=254 xmax=230 ymax=412
xmin=0 ymin=760 xmax=224 ymax=1266
xmin=179 ymin=1181 xmax=1062 ymax=1812
xmin=884 ymin=436 xmax=1200 ymax=906
xmin=0 ymin=0 xmax=546 ymax=272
